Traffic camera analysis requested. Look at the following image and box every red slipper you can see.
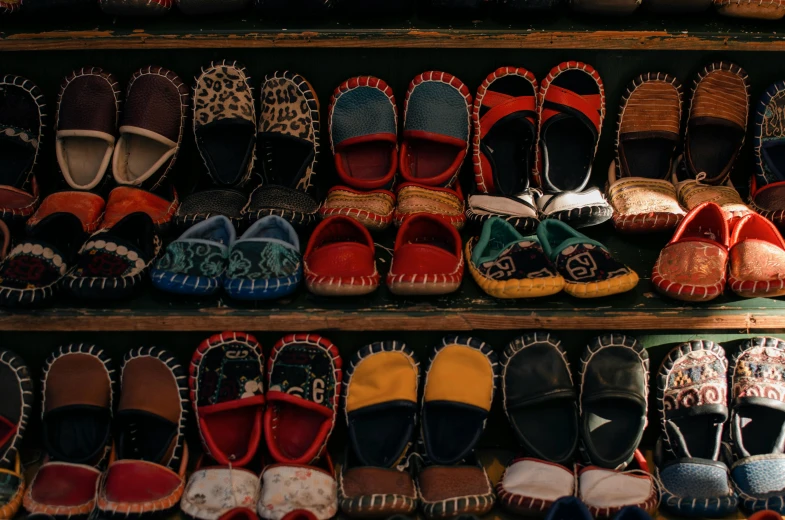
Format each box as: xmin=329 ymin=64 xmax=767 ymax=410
xmin=728 ymin=212 xmax=785 ymax=298
xmin=26 ymin=191 xmax=106 ymax=234
xmin=103 ymin=185 xmax=179 ymax=231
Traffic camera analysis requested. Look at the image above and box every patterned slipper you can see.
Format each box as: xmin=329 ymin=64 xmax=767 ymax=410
xmin=465 ymin=192 xmax=539 ymax=234
xmin=751 ymin=81 xmax=785 ymax=230
xmin=715 ymin=0 xmax=785 ymax=18
xmin=728 ymin=213 xmax=785 ymax=298
xmin=182 ymin=467 xmax=260 ymax=520
xmin=100 ymin=0 xmax=172 ymax=15
xmin=257 ymin=459 xmax=338 ymax=520
xmin=467 ymin=217 xmax=564 ymax=299
xmin=224 ymin=215 xmax=302 ymax=300
xmin=497 ymin=459 xmax=575 ymax=516
xmin=537 ymin=219 xmax=638 ymax=298
xmin=191 ymin=332 xmax=264 ymax=467
xmin=265 ymin=334 xmax=342 ymax=465
xmin=608 ymin=73 xmax=685 ymax=234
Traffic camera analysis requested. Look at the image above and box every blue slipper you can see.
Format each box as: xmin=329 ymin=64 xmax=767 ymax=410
xmin=545 ymin=497 xmax=592 ymax=520
xmin=151 ymin=215 xmax=235 ymax=295
xmin=223 ymin=215 xmax=301 ymax=300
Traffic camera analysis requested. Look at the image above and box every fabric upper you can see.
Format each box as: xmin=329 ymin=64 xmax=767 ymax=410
xmin=155 ymin=215 xmax=236 ymax=278
xmin=226 ymin=216 xmax=300 ymax=281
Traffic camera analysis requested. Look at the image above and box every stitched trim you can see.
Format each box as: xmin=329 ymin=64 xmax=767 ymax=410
xmin=387 ymin=252 xmax=464 ymax=287
xmin=56 ymin=66 xmax=121 ymax=142
xmin=0 ymin=0 xmax=22 ymax=14
xmin=0 ymin=177 xmax=39 ymax=221
xmin=24 ymin=462 xmax=102 ymax=518
xmin=0 ymin=75 xmax=45 ymax=191
xmin=583 ymin=473 xmax=659 ymax=518
xmin=328 ymin=75 xmax=397 ymax=155
xmin=0 ymin=349 xmax=31 ymax=468
xmin=613 ymin=211 xmax=683 ymax=233
xmin=464 ymin=204 xmax=539 ymax=234
xmin=729 ymin=274 xmax=785 ymax=297
xmin=657 ymin=463 xmax=738 ymax=516
xmin=96 ymin=458 xmax=186 ymax=516
xmin=419 ymin=467 xmax=495 ymax=518
xmin=714 ymin=0 xmax=784 ymax=8
xmin=652 ymin=250 xmax=727 ymax=301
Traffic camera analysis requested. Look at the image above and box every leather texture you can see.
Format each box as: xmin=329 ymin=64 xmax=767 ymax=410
xmin=341 ymin=467 xmax=416 ymax=498
xmin=618 ymin=75 xmax=681 ymax=143
xmin=122 ymin=69 xmax=187 ymax=142
xmin=332 ymin=86 xmax=396 ymax=146
xmin=731 ymin=454 xmax=785 ymax=497
xmin=178 ymin=189 xmax=246 ymax=220
xmin=27 ymin=191 xmax=105 ymax=233
xmin=389 ymin=214 xmax=462 ymax=282
xmin=305 ymin=216 xmax=376 ymax=279
xmin=57 ymin=69 xmax=118 ymax=134
xmin=405 ymin=80 xmax=470 ymax=141
xmin=27 ymin=462 xmax=101 ymax=510
xmin=418 ymin=465 xmax=492 ymax=503
xmin=659 ymin=458 xmax=736 ymax=504
xmin=104 ymin=186 xmax=178 ymax=230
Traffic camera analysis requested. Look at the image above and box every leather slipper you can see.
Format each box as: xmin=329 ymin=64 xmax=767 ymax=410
xmin=26 ymin=190 xmax=105 ymax=234
xmin=728 ymin=213 xmax=785 ymax=298
xmin=715 ymin=0 xmax=785 ymax=19
xmin=751 ymin=81 xmax=785 ymax=230
xmin=0 ymin=348 xmax=32 ymax=520
xmin=418 ymin=459 xmax=495 ymax=519
xmin=394 ymin=182 xmax=466 ymax=230
xmin=578 ymin=463 xmax=658 ymax=519
xmin=103 ymin=184 xmax=180 ymax=231
xmin=321 ymin=187 xmax=395 ymax=231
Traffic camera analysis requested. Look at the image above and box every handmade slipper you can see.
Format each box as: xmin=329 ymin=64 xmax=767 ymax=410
xmin=728 ymin=213 xmax=785 ymax=298
xmin=112 ymin=66 xmax=189 ymax=191
xmin=465 ymin=192 xmax=539 ymax=234
xmin=652 ymin=201 xmax=729 ymax=302
xmin=502 ymin=333 xmax=577 ymax=463
xmin=656 ymin=340 xmax=738 ymax=518
xmin=497 ymin=459 xmax=575 ymax=516
xmin=191 ymin=332 xmax=265 ymax=467
xmin=536 ymin=187 xmax=613 ymax=229
xmin=100 ymin=0 xmax=171 ymax=15
xmin=387 ymin=214 xmax=463 ymax=296
xmin=466 ymin=217 xmax=564 ymax=299
xmin=103 ymin=185 xmax=180 ymax=231
xmin=96 ymin=347 xmax=189 ymax=518
xmin=320 ymin=187 xmax=396 ymax=231
xmin=545 ymin=496 xmax=593 ymax=520
xmin=64 ymin=212 xmax=161 ymax=299
xmin=578 ymin=464 xmax=658 ymax=519
xmin=26 ymin=190 xmax=105 ymax=234
xmin=258 ymin=460 xmax=338 ymax=520
xmin=0 ymin=179 xmax=39 ymax=225
xmin=265 ymin=334 xmax=342 ymax=465
xmin=751 ymin=81 xmax=785 ymax=230
xmin=182 ymin=467 xmax=260 ymax=520
xmin=608 ymin=73 xmax=685 ymax=233
xmin=338 ymin=341 xmax=419 ymax=517
xmin=151 ymin=215 xmax=235 ymax=296
xmin=394 ymin=183 xmax=466 ymax=230
xmin=0 ymin=212 xmax=86 ymax=307
xmin=418 ymin=460 xmax=495 ymax=519
xmin=673 ymin=168 xmax=752 ymax=224
xmin=715 ymin=0 xmax=785 ymax=19
xmin=537 ymin=219 xmax=638 ymax=298
xmin=579 ymin=334 xmax=649 ymax=470
xmin=55 ymin=67 xmax=120 ymax=193
xmin=304 ymin=216 xmax=379 ymax=297
xmin=0 ymin=349 xmax=32 ymax=502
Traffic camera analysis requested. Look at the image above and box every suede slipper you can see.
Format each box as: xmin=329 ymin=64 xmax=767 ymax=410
xmin=151 ymin=215 xmax=236 ymax=296
xmin=100 ymin=0 xmax=172 ymax=15
xmin=0 ymin=349 xmax=32 ymax=475
xmin=728 ymin=213 xmax=785 ymax=298
xmin=387 ymin=214 xmax=463 ymax=296
xmin=715 ymin=0 xmax=785 ymax=19
xmin=258 ymin=461 xmax=338 ymax=520
xmin=578 ymin=464 xmax=658 ymax=519
xmin=176 ymin=0 xmax=250 ymax=13
xmin=96 ymin=347 xmax=189 ymax=518
xmin=338 ymin=341 xmax=419 ymax=518
xmin=537 ymin=219 xmax=638 ymax=298
xmin=608 ymin=73 xmax=685 ymax=233
xmin=579 ymin=334 xmax=649 ymax=470
xmin=394 ymin=183 xmax=466 ymax=230
xmin=502 ymin=333 xmax=577 ymax=464
xmin=64 ymin=212 xmax=161 ymax=300
xmin=467 ymin=217 xmax=564 ymax=299
xmin=182 ymin=467 xmax=260 ymax=520
xmin=304 ymin=216 xmax=379 ymax=297
xmin=223 ymin=215 xmax=301 ymax=300
xmin=265 ymin=334 xmax=342 ymax=465
xmin=751 ymin=81 xmax=785 ymax=230
xmin=652 ymin=201 xmax=729 ymax=302
xmin=26 ymin=190 xmax=106 ymax=234
xmin=0 ymin=212 xmax=86 ymax=307
xmin=497 ymin=458 xmax=575 ymax=516
xmin=103 ymin=185 xmax=180 ymax=231
xmin=55 ymin=67 xmax=120 ymax=193
xmin=191 ymin=331 xmax=265 ymax=467
xmin=656 ymin=340 xmax=738 ymax=518
xmin=465 ymin=192 xmax=539 ymax=234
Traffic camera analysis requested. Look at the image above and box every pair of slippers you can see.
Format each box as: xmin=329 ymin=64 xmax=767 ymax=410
xmin=152 ymin=214 xmax=301 ymax=300
xmin=467 ymin=217 xmax=638 ymax=299
xmin=24 ymin=344 xmax=189 ymax=518
xmin=321 ymin=72 xmax=471 ymax=231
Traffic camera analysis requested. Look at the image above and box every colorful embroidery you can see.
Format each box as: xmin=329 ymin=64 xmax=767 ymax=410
xmin=226 ymin=242 xmax=300 ymax=280
xmin=479 ymin=240 xmax=557 ymax=280
xmin=268 ymin=344 xmax=337 ymax=410
xmin=556 ymin=243 xmax=631 ymax=283
xmin=663 ymin=348 xmax=728 ymax=411
xmin=156 ymin=242 xmax=227 ymax=277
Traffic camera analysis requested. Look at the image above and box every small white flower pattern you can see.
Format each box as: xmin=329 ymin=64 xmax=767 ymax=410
xmin=257 ymin=466 xmax=338 ymax=520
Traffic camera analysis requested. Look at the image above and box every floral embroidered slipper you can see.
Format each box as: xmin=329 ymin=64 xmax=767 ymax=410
xmin=257 ymin=459 xmax=339 ymax=520
xmin=608 ymin=73 xmax=686 ymax=234
xmin=728 ymin=213 xmax=785 ymax=298
xmin=467 ymin=217 xmax=564 ymax=299
xmin=497 ymin=459 xmax=575 ymax=516
xmin=265 ymin=334 xmax=342 ymax=465
xmin=151 ymin=215 xmax=236 ymax=296
xmin=224 ymin=215 xmax=301 ymax=300
xmin=64 ymin=212 xmax=161 ymax=300
xmin=537 ymin=219 xmax=638 ymax=298
xmin=182 ymin=467 xmax=260 ymax=520
xmin=338 ymin=342 xmax=419 ymax=518
xmin=0 ymin=349 xmax=31 ymax=520
xmin=751 ymin=81 xmax=785 ymax=230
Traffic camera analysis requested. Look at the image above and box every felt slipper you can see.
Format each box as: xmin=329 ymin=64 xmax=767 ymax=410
xmin=176 ymin=0 xmax=250 ymax=14
xmin=265 ymin=334 xmax=342 ymax=465
xmin=338 ymin=341 xmax=419 ymax=517
xmin=579 ymin=334 xmax=649 ymax=470
xmin=536 ymin=187 xmax=613 ymax=229
xmin=394 ymin=183 xmax=466 ymax=230
xmin=537 ymin=219 xmax=638 ymax=298
xmin=182 ymin=467 xmax=260 ymax=520
xmin=0 ymin=212 xmax=86 ymax=307
xmin=751 ymin=81 xmax=785 ymax=230
xmin=320 ymin=187 xmax=396 ymax=231
xmin=502 ymin=333 xmax=577 ymax=463
xmin=387 ymin=214 xmax=463 ymax=296
xmin=578 ymin=464 xmax=658 ymax=519
xmin=728 ymin=213 xmax=785 ymax=298
xmin=656 ymin=340 xmax=738 ymax=518
xmin=96 ymin=347 xmax=189 ymax=518
xmin=100 ymin=0 xmax=171 ymax=15
xmin=608 ymin=73 xmax=685 ymax=233
xmin=497 ymin=458 xmax=575 ymax=516
xmin=304 ymin=216 xmax=379 ymax=297
xmin=55 ymin=67 xmax=120 ymax=193
xmin=112 ymin=66 xmax=189 ymax=191
xmin=652 ymin=201 xmax=729 ymax=302
xmin=26 ymin=191 xmax=105 ymax=234
xmin=715 ymin=0 xmax=785 ymax=18
xmin=151 ymin=215 xmax=236 ymax=296
xmin=472 ymin=67 xmax=538 ymax=197
xmin=258 ymin=460 xmax=339 ymax=520
xmin=545 ymin=496 xmax=593 ymax=520
xmin=418 ymin=459 xmax=495 ymax=519
xmin=191 ymin=332 xmax=265 ymax=467
xmin=224 ymin=215 xmax=301 ymax=300
xmin=103 ymin=185 xmax=180 ymax=231
xmin=0 ymin=349 xmax=32 ymax=475
xmin=465 ymin=192 xmax=539 ymax=234
xmin=466 ymin=217 xmax=564 ymax=299
xmin=64 ymin=212 xmax=161 ymax=299
xmin=683 ymin=62 xmax=750 ymax=185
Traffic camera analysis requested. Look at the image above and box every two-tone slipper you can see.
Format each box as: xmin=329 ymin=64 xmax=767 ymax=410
xmin=465 ymin=192 xmax=539 ymax=234
xmin=751 ymin=81 xmax=785 ymax=230
xmin=537 ymin=219 xmax=638 ymax=298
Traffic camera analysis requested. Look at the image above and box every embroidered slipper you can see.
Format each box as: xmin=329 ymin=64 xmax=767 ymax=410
xmin=338 ymin=342 xmax=419 ymax=517
xmin=728 ymin=213 xmax=785 ymax=298
xmin=465 ymin=192 xmax=539 ymax=234
xmin=55 ymin=67 xmax=120 ymax=193
xmin=224 ymin=215 xmax=301 ymax=300
xmin=537 ymin=219 xmax=638 ymax=298
xmin=304 ymin=216 xmax=379 ymax=297
xmin=96 ymin=347 xmax=189 ymax=518
xmin=466 ymin=217 xmax=564 ymax=299
xmin=321 ymin=187 xmax=396 ymax=231
xmin=394 ymin=183 xmax=466 ymax=230
xmin=578 ymin=464 xmax=658 ymax=519
xmin=100 ymin=0 xmax=171 ymax=15
xmin=715 ymin=0 xmax=785 ymax=18
xmin=497 ymin=459 xmax=575 ymax=516
xmin=265 ymin=334 xmax=342 ymax=465
xmin=103 ymin=185 xmax=180 ymax=231
xmin=64 ymin=212 xmax=161 ymax=300
xmin=652 ymin=201 xmax=729 ymax=302
xmin=176 ymin=0 xmax=250 ymax=13
xmin=151 ymin=215 xmax=236 ymax=296
xmin=673 ymin=164 xmax=753 ymax=224
xmin=608 ymin=73 xmax=685 ymax=233
xmin=0 ymin=212 xmax=86 ymax=307
xmin=0 ymin=349 xmax=32 ymax=489
xmin=26 ymin=190 xmax=106 ymax=234
xmin=545 ymin=496 xmax=593 ymax=520
xmin=258 ymin=460 xmax=339 ymax=520
xmin=579 ymin=334 xmax=649 ymax=470
xmin=387 ymin=214 xmax=463 ymax=296
xmin=656 ymin=340 xmax=738 ymax=518
xmin=182 ymin=467 xmax=260 ymax=520
xmin=112 ymin=66 xmax=189 ymax=191
xmin=418 ymin=458 xmax=495 ymax=519
xmin=751 ymin=81 xmax=785 ymax=230
xmin=502 ymin=333 xmax=577 ymax=464
xmin=191 ymin=332 xmax=264 ymax=467
xmin=246 ymin=71 xmax=320 ymax=228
